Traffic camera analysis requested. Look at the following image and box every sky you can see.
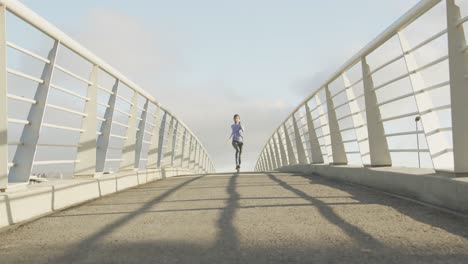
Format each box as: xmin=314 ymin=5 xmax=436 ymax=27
xmin=15 ymin=0 xmax=421 ymax=172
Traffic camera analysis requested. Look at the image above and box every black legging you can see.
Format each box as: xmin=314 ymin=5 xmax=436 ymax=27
xmin=232 ymin=141 xmax=243 ymax=165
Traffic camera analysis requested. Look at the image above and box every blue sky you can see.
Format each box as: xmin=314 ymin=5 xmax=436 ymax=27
xmin=15 ymin=0 xmax=421 ymax=171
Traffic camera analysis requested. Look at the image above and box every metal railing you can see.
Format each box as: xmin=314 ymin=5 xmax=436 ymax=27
xmin=255 ymin=0 xmax=468 ymax=176
xmin=0 ymin=0 xmax=215 ymax=190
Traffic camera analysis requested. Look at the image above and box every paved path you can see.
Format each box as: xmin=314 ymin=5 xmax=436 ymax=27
xmin=1 ymin=172 xmax=468 ymax=263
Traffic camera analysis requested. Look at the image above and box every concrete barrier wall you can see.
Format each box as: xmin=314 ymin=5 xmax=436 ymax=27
xmin=278 ymin=164 xmax=468 ymax=214
xmin=0 ymin=168 xmax=198 ymax=229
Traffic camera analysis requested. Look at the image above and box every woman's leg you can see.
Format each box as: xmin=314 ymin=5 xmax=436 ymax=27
xmin=232 ymin=141 xmax=240 ymax=165
xmin=238 ymin=142 xmax=243 ymax=165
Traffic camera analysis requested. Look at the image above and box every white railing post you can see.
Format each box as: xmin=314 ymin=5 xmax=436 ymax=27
xmin=266 ymin=145 xmax=274 ymax=171
xmin=171 ymin=123 xmax=179 ymax=166
xmin=361 ymin=58 xmax=391 ymax=166
xmin=283 ymin=123 xmax=298 ymax=165
xmin=342 ymin=73 xmax=366 ymax=164
xmin=265 ymin=144 xmax=272 ymax=170
xmin=269 ymin=140 xmax=276 ymax=169
xmin=272 ymin=134 xmax=282 ymax=168
xmin=180 ymin=128 xmax=187 ymax=168
xmin=96 ymin=79 xmax=119 ymax=172
xmin=398 ymin=31 xmax=448 ymax=171
xmin=162 ymin=116 xmax=174 ymax=168
xmin=170 ymin=120 xmax=179 ymax=167
xmin=277 ymin=130 xmax=288 ymax=166
xmin=193 ymin=142 xmax=199 ymax=170
xmin=199 ymin=150 xmax=203 ymax=172
xmin=147 ymin=106 xmax=160 ymax=169
xmin=135 ymin=99 xmax=149 ymax=170
xmin=186 ymin=131 xmax=192 ymax=169
xmin=259 ymin=154 xmax=265 ymax=171
xmin=447 ymin=0 xmax=468 ymax=175
xmin=258 ymin=152 xmax=265 ymax=171
xmin=191 ymin=138 xmax=196 ymax=170
xmin=197 ymin=144 xmax=202 ymax=172
xmin=292 ymin=114 xmax=308 ymax=164
xmin=314 ymin=95 xmax=331 ymax=161
xmin=189 ymin=135 xmax=195 ymax=170
xmin=120 ymin=92 xmax=138 ymax=171
xmin=202 ymin=152 xmax=207 ymax=172
xmin=178 ymin=127 xmax=186 ymax=167
xmin=263 ymin=152 xmax=268 ymax=171
xmin=156 ymin=112 xmax=167 ymax=168
xmin=268 ymin=140 xmax=278 ymax=169
xmin=199 ymin=148 xmax=204 ymax=172
xmin=325 ymin=86 xmax=347 ymax=165
xmin=9 ymin=40 xmax=59 ymax=183
xmin=75 ymin=65 xmax=98 ymax=177
xmin=0 ymin=4 xmax=7 ymax=190
xmin=305 ymin=103 xmax=324 ymax=164
xmin=183 ymin=133 xmax=190 ymax=169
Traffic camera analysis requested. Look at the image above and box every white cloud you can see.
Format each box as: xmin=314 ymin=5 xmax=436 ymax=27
xmin=70 ymin=8 xmax=296 ymax=172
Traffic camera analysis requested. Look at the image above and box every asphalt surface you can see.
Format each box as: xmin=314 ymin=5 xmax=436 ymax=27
xmin=1 ymin=172 xmax=468 ymax=264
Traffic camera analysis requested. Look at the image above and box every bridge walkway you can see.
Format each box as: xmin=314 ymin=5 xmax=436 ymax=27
xmin=1 ymin=172 xmax=468 ymax=263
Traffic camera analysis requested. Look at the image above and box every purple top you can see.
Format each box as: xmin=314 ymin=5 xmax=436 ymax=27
xmin=231 ymin=123 xmax=244 ymax=142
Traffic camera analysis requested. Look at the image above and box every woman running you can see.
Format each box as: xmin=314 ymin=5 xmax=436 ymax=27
xmin=228 ymin=114 xmax=244 ymax=171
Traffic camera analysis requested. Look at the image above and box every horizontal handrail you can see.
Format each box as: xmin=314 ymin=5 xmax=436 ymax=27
xmin=6 ymin=41 xmax=50 ymax=63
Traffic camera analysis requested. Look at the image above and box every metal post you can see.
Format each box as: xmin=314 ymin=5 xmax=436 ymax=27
xmin=135 ymin=99 xmax=149 ymax=170
xmin=256 ymin=154 xmax=261 ymax=171
xmin=170 ymin=120 xmax=178 ymax=167
xmin=259 ymin=155 xmax=264 ymax=171
xmin=342 ymin=73 xmax=365 ymax=164
xmin=263 ymin=150 xmax=268 ymax=171
xmin=258 ymin=152 xmax=265 ymax=171
xmin=283 ymin=123 xmax=298 ymax=165
xmin=180 ymin=128 xmax=187 ymax=167
xmin=273 ymin=133 xmax=288 ymax=168
xmin=156 ymin=111 xmax=167 ymax=168
xmin=120 ymin=91 xmax=138 ymax=171
xmin=398 ymin=31 xmax=443 ymax=170
xmin=198 ymin=148 xmax=203 ymax=172
xmin=204 ymin=152 xmax=208 ymax=172
xmin=96 ymin=79 xmax=119 ymax=172
xmin=265 ymin=145 xmax=274 ymax=171
xmin=0 ymin=4 xmax=7 ymax=190
xmin=201 ymin=151 xmax=205 ymax=173
xmin=361 ymin=58 xmax=391 ymax=166
xmin=199 ymin=147 xmax=203 ymax=172
xmin=415 ymin=116 xmax=421 ymax=168
xmin=314 ymin=94 xmax=331 ymax=162
xmin=325 ymin=86 xmax=347 ymax=165
xmin=9 ymin=40 xmax=59 ymax=183
xmin=447 ymin=0 xmax=468 ymax=174
xmin=202 ymin=152 xmax=207 ymax=172
xmin=178 ymin=127 xmax=186 ymax=167
xmin=189 ymin=135 xmax=195 ymax=169
xmin=187 ymin=135 xmax=192 ymax=169
xmin=197 ymin=145 xmax=202 ymax=172
xmin=292 ymin=114 xmax=308 ymax=164
xmin=146 ymin=105 xmax=160 ymax=169
xmin=193 ymin=142 xmax=199 ymax=170
xmin=268 ymin=140 xmax=278 ymax=169
xmin=75 ymin=65 xmax=98 ymax=177
xmin=162 ymin=116 xmax=174 ymax=168
xmin=305 ymin=103 xmax=324 ymax=164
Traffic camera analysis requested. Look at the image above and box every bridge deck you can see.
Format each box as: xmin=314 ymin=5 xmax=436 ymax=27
xmin=1 ymin=172 xmax=468 ymax=263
